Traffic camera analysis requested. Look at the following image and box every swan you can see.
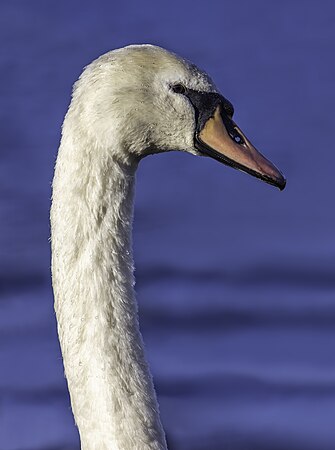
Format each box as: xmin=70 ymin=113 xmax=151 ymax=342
xmin=51 ymin=44 xmax=286 ymax=450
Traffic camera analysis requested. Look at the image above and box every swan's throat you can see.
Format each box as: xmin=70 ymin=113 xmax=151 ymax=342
xmin=51 ymin=135 xmax=167 ymax=450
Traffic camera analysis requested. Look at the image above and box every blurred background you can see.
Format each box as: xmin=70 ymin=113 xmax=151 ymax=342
xmin=1 ymin=0 xmax=335 ymax=449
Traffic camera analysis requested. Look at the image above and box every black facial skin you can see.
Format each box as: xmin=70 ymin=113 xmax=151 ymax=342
xmin=171 ymin=84 xmax=286 ymax=191
xmin=171 ymin=84 xmax=243 ymax=148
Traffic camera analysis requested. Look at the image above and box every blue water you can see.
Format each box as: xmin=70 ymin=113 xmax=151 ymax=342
xmin=1 ymin=0 xmax=335 ymax=449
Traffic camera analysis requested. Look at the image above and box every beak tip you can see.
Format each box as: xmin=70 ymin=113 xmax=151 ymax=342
xmin=276 ymin=175 xmax=286 ymax=191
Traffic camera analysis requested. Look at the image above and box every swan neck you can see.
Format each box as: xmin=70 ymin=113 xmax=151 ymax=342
xmin=51 ymin=129 xmax=167 ymax=450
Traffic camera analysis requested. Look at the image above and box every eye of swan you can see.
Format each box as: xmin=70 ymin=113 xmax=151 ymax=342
xmin=171 ymin=83 xmax=186 ymax=95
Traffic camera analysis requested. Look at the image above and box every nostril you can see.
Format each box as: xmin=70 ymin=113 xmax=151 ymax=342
xmin=229 ymin=129 xmax=245 ymax=145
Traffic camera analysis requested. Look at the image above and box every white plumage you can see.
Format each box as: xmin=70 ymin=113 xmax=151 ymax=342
xmin=51 ymin=45 xmax=215 ymax=450
xmin=51 ymin=44 xmax=285 ymax=450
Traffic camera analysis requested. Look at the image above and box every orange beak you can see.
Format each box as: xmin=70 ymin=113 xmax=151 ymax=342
xmin=196 ymin=105 xmax=286 ymax=191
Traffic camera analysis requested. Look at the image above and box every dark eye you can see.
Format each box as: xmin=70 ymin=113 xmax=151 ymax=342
xmin=171 ymin=83 xmax=186 ymax=95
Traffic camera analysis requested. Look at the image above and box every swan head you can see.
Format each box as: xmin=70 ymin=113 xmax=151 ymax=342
xmin=72 ymin=44 xmax=286 ymax=190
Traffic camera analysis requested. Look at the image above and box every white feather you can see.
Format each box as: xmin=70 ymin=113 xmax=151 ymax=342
xmin=51 ymin=44 xmax=216 ymax=450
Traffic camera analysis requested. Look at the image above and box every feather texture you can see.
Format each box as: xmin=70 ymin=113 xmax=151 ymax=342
xmin=51 ymin=44 xmax=215 ymax=450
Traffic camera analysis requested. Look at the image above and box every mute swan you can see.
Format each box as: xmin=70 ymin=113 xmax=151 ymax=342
xmin=51 ymin=44 xmax=285 ymax=450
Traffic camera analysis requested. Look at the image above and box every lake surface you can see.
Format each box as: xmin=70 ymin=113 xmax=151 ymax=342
xmin=1 ymin=1 xmax=335 ymax=449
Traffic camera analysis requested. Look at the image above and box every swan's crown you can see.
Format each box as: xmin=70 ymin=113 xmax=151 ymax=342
xmin=68 ymin=45 xmax=216 ymax=162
